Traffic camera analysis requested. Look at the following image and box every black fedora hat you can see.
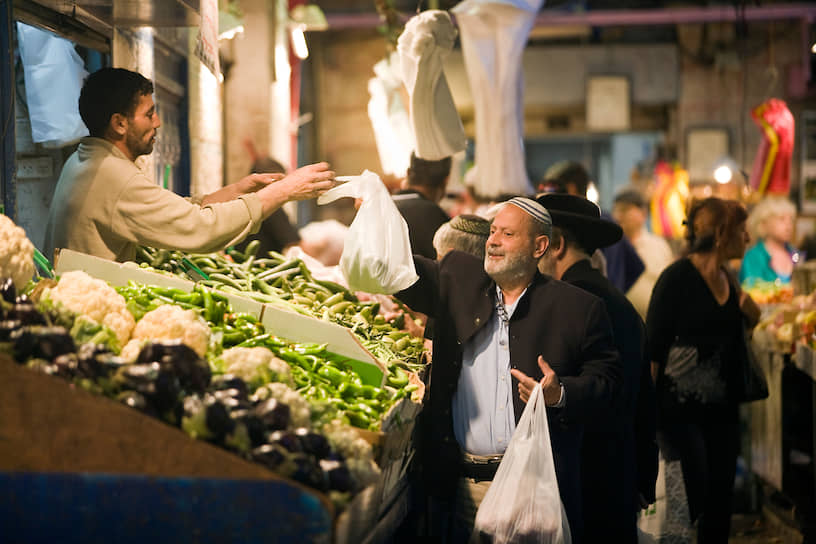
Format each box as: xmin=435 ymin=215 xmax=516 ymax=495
xmin=535 ymin=193 xmax=622 ymax=252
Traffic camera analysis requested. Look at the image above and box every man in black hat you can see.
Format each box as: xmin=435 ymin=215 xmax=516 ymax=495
xmin=536 ymin=193 xmax=658 ymax=543
xmin=540 ymin=160 xmax=645 ymax=294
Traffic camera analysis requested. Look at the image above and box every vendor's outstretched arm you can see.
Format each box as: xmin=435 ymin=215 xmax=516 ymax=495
xmin=201 ymin=173 xmax=284 ymax=205
xmin=202 ymin=162 xmax=337 ymax=218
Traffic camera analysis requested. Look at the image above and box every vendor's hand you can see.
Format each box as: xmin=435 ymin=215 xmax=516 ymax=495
xmin=276 ymin=162 xmax=337 ymax=201
xmin=510 ymin=356 xmax=562 ymax=405
xmin=235 ymin=172 xmax=285 ymax=194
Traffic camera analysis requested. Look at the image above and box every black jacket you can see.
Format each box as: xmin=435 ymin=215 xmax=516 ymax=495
xmin=392 ymin=189 xmax=450 ymax=260
xmin=562 ymin=259 xmax=659 ymax=543
xmin=397 ymin=251 xmax=622 ymax=541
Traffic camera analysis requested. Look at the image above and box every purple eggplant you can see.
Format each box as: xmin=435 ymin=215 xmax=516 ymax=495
xmin=320 ymin=458 xmax=355 ymax=492
xmin=251 ymin=443 xmax=288 ymax=471
xmin=11 ymin=326 xmax=75 ymax=363
xmin=137 ymin=342 xmax=211 ymax=393
xmin=0 ymin=320 xmax=22 ymax=341
xmin=294 ymin=427 xmax=331 ymax=459
xmin=267 ymin=430 xmax=303 ymax=453
xmin=253 ymin=398 xmax=291 ymax=432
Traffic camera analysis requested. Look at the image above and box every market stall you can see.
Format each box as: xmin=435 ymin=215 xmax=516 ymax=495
xmin=0 ymin=219 xmax=429 ymax=543
xmin=745 ymin=272 xmax=816 ymax=533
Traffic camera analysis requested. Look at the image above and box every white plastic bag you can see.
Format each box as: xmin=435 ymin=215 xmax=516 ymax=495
xmin=637 ymin=457 xmax=692 ymax=543
xmin=317 ymin=170 xmax=418 ymax=294
xmin=16 ymin=22 xmax=89 ymax=147
xmin=473 ymin=384 xmax=571 ymax=544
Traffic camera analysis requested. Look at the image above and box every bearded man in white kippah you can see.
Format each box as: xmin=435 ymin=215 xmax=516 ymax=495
xmin=396 ymin=197 xmax=622 ymax=543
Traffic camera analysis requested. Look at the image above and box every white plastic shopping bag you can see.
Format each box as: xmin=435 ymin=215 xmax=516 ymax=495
xmin=637 ymin=457 xmax=692 ymax=543
xmin=16 ymin=22 xmax=89 ymax=147
xmin=317 ymin=170 xmax=418 ymax=294
xmin=473 ymin=384 xmax=571 ymax=544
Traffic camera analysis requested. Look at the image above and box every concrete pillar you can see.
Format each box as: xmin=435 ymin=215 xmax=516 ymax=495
xmin=188 ymin=31 xmax=223 ymax=197
xmin=113 ymin=27 xmax=156 ymax=179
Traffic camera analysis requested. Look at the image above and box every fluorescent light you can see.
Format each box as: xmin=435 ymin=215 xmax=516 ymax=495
xmin=291 ymin=25 xmax=308 ymax=60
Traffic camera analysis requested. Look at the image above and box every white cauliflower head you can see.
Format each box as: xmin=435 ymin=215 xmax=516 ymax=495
xmin=321 ymin=419 xmax=380 ymax=489
xmin=49 ymin=270 xmax=134 ymax=347
xmin=217 ymin=347 xmax=294 ymax=389
xmin=131 ymin=304 xmax=210 ymax=357
xmin=0 ymin=214 xmax=35 ymax=290
xmin=120 ymin=338 xmax=147 ymax=362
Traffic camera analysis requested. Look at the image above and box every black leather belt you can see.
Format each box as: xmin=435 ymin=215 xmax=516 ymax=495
xmin=460 ymin=452 xmax=503 ymax=482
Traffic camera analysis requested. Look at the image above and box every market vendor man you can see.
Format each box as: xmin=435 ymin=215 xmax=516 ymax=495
xmin=395 ymin=197 xmax=621 ymax=542
xmin=44 ymin=68 xmax=336 ymax=262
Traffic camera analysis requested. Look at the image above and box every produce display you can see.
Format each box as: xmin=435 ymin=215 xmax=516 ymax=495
xmin=742 ymin=279 xmax=794 ymax=305
xmin=134 ymin=244 xmax=427 ymax=373
xmin=753 ymin=292 xmax=816 ymax=353
xmin=0 ymin=213 xmax=35 ymax=290
xmin=1 ymin=263 xmax=424 ymax=508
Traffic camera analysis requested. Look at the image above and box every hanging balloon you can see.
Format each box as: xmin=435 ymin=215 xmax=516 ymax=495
xmin=650 ymin=161 xmax=689 ymax=240
xmin=749 ymin=98 xmax=795 ymax=196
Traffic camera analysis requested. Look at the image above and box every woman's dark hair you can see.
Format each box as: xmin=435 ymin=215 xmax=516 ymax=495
xmin=685 ymin=197 xmax=748 ymax=254
xmin=79 ymin=68 xmax=154 ymax=137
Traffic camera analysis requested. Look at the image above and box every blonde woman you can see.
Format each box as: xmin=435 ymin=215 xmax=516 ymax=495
xmin=739 ymin=197 xmax=800 ymax=286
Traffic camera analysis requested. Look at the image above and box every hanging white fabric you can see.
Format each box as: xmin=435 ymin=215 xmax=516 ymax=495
xmin=397 ymin=10 xmax=466 ymax=161
xmin=16 ymin=23 xmax=89 ymax=147
xmin=367 ymin=52 xmax=413 ymax=177
xmin=451 ymin=0 xmax=543 ymax=197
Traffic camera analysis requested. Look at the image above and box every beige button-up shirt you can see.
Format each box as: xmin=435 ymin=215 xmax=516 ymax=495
xmin=44 ymin=137 xmax=263 ymax=262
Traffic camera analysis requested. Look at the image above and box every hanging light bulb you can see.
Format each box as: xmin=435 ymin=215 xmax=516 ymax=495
xmin=713 ymin=164 xmax=733 ymax=184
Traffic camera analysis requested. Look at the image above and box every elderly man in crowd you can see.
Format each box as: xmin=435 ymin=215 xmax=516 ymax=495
xmin=538 ymin=193 xmax=658 ymax=543
xmin=396 ymin=197 xmax=621 ymax=543
xmin=433 ymin=214 xmax=491 ymax=260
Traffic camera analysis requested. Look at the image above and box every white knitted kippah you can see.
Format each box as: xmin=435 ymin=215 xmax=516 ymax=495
xmin=506 ymin=197 xmax=552 ymax=229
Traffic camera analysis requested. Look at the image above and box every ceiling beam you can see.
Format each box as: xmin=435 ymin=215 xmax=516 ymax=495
xmin=323 ymin=3 xmax=816 ymax=30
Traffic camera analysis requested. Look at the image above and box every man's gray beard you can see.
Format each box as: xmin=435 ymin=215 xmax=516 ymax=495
xmin=484 ymin=253 xmax=537 ymax=286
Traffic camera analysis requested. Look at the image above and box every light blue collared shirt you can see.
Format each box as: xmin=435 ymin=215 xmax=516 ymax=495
xmin=452 ymin=286 xmax=525 ymax=456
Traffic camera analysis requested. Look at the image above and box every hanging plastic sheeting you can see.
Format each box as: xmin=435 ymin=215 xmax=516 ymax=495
xmin=367 ymin=52 xmax=413 ymax=177
xmin=452 ymin=0 xmax=543 ymax=198
xmin=749 ymin=98 xmax=795 ymax=197
xmin=397 ymin=10 xmax=466 ymax=161
xmin=649 ymin=160 xmax=688 ymax=240
xmin=16 ymin=23 xmax=89 ymax=147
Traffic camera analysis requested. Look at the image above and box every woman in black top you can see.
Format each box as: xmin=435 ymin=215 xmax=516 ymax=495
xmin=646 ymin=197 xmax=760 ymax=543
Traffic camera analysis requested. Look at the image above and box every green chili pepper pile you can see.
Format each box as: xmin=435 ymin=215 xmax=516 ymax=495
xmin=115 ymin=281 xmax=263 ymax=350
xmin=229 ymin=334 xmax=418 ymax=431
xmin=112 ymin=279 xmax=418 ymax=430
xmin=134 ymin=245 xmax=427 ymax=372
